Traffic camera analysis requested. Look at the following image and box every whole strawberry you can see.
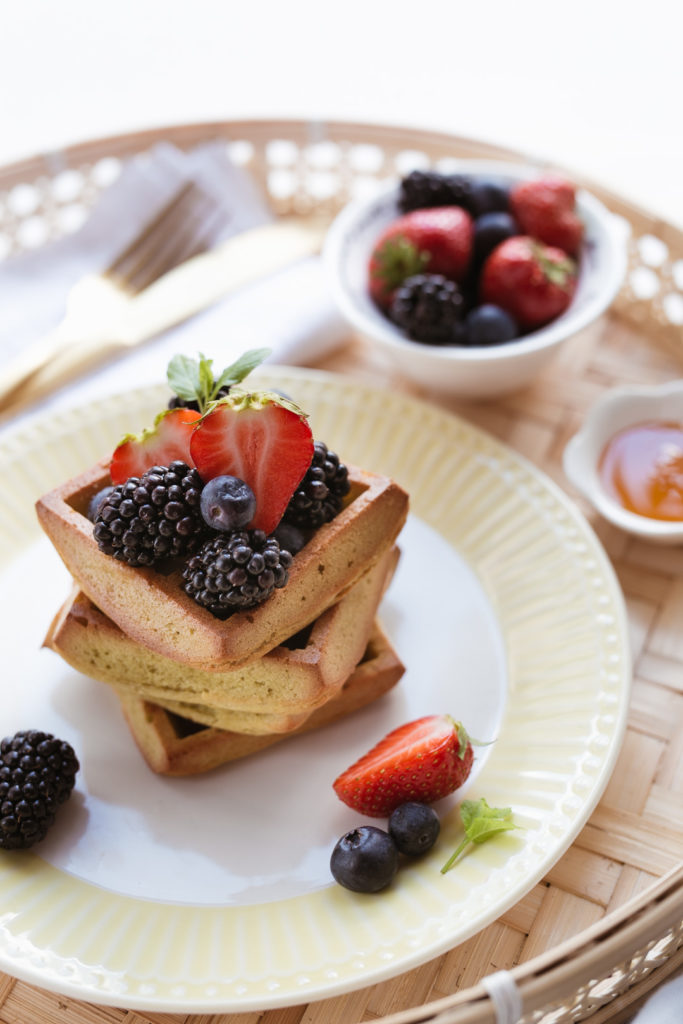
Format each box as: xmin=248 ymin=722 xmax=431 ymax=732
xmin=333 ymin=715 xmax=474 ymax=817
xmin=509 ymin=176 xmax=584 ymax=257
xmin=369 ymin=207 xmax=473 ymax=309
xmin=480 ymin=236 xmax=577 ymax=330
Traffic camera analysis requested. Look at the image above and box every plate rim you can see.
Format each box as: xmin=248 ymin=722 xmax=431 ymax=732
xmin=0 ymin=367 xmax=631 ymax=1012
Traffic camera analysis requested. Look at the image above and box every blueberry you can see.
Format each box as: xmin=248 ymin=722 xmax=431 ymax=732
xmin=473 ymin=211 xmax=519 ymax=266
xmin=200 ymin=476 xmax=256 ymax=532
xmin=87 ymin=486 xmax=114 ymax=522
xmin=465 ymin=304 xmax=518 ymax=346
xmin=330 ymin=826 xmax=399 ymax=893
xmin=469 ymin=178 xmax=510 ymax=216
xmin=388 ymin=802 xmax=441 ymax=856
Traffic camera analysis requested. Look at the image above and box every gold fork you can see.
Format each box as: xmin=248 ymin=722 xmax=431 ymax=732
xmin=0 ymin=181 xmax=230 ymax=415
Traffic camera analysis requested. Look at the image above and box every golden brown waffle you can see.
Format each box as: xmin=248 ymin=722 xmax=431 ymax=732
xmin=44 ymin=547 xmax=399 ymax=721
xmin=37 ymin=461 xmax=408 ymax=670
xmin=116 ymin=624 xmax=404 ymax=775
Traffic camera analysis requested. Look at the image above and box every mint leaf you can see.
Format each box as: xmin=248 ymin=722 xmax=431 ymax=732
xmin=197 ymin=353 xmax=215 ymax=408
xmin=167 ymin=354 xmax=201 ymax=402
xmin=166 ymin=348 xmax=271 ymax=413
xmin=441 ymin=798 xmax=520 ymax=874
xmin=214 ymin=347 xmax=271 ymax=393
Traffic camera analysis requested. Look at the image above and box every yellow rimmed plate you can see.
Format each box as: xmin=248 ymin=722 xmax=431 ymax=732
xmin=0 ymin=367 xmax=630 ymax=1012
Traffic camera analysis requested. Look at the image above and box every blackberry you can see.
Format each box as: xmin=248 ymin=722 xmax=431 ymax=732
xmin=390 ymin=273 xmax=466 ymax=345
xmin=283 ymin=441 xmax=350 ymax=529
xmin=182 ymin=530 xmax=293 ymax=616
xmin=399 ymin=170 xmax=474 ymax=213
xmin=0 ymin=730 xmax=79 ymax=850
xmin=93 ymin=461 xmax=205 ymax=567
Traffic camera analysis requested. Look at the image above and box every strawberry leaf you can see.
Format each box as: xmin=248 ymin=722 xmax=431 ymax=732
xmin=373 ymin=236 xmax=430 ymax=289
xmin=440 ymin=798 xmax=520 ymax=874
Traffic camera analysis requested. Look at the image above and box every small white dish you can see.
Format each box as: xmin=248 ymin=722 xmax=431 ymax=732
xmin=563 ymin=379 xmax=683 ymax=543
xmin=324 ymin=161 xmax=629 ymax=398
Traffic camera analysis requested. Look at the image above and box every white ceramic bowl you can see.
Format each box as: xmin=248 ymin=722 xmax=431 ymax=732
xmin=324 ymin=161 xmax=628 ymax=398
xmin=563 ymin=379 xmax=683 ymax=544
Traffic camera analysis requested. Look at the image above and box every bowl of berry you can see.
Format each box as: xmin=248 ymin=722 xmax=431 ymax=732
xmin=324 ymin=162 xmax=628 ymax=398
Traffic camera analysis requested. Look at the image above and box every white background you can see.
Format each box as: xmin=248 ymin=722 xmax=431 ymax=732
xmin=2 ymin=0 xmax=683 ymax=227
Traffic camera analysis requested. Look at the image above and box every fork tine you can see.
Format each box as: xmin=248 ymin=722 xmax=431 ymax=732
xmin=106 ymin=181 xmax=196 ymax=277
xmin=125 ymin=198 xmax=231 ymax=293
xmin=106 ymin=182 xmax=223 ymax=294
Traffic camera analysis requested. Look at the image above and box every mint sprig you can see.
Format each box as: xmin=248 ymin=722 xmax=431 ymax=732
xmin=167 ymin=348 xmax=271 ymax=413
xmin=440 ymin=798 xmax=520 ymax=874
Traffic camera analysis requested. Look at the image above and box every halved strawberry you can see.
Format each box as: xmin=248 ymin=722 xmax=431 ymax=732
xmin=333 ymin=715 xmax=474 ymax=817
xmin=110 ymin=407 xmax=201 ymax=485
xmin=189 ymin=390 xmax=314 ymax=535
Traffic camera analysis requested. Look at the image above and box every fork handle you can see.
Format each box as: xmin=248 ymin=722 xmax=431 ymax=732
xmin=0 ymin=332 xmax=119 ymax=420
xmin=0 ymin=330 xmax=77 ymax=416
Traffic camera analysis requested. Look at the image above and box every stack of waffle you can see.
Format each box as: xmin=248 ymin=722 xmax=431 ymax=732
xmin=37 ymin=460 xmax=409 ymax=775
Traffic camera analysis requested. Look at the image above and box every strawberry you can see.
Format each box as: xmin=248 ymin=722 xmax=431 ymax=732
xmin=333 ymin=715 xmax=474 ymax=817
xmin=110 ymin=407 xmax=201 ymax=485
xmin=509 ymin=176 xmax=584 ymax=256
xmin=369 ymin=206 xmax=473 ymax=309
xmin=189 ymin=390 xmax=314 ymax=535
xmin=480 ymin=236 xmax=577 ymax=330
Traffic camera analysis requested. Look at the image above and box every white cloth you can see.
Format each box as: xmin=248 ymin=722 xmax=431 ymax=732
xmin=0 ymin=141 xmax=348 ymax=435
xmin=629 ymin=972 xmax=683 ymax=1023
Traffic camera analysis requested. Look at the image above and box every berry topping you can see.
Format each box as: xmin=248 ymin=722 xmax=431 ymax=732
xmin=93 ymin=461 xmax=205 ymax=567
xmin=464 ymin=304 xmax=518 ymax=346
xmin=390 ymin=273 xmax=466 ymax=345
xmin=509 ymin=176 xmax=584 ymax=256
xmin=182 ymin=529 xmax=293 ymax=616
xmin=480 ymin=236 xmax=577 ymax=330
xmin=0 ymin=730 xmax=79 ymax=850
xmin=200 ymin=475 xmax=256 ymax=532
xmin=388 ymin=802 xmax=441 ymax=856
xmin=166 ymin=348 xmax=270 ymax=413
xmin=330 ymin=825 xmax=399 ymax=893
xmin=110 ymin=408 xmax=201 ymax=486
xmin=283 ymin=441 xmax=350 ymax=529
xmin=369 ymin=206 xmax=474 ymax=309
xmin=333 ymin=715 xmax=474 ymax=817
xmin=189 ymin=390 xmax=314 ymax=535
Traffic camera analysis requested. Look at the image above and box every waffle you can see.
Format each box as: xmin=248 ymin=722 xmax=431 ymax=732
xmin=116 ymin=624 xmax=404 ymax=775
xmin=37 ymin=461 xmax=408 ymax=670
xmin=45 ymin=548 xmax=399 ymax=719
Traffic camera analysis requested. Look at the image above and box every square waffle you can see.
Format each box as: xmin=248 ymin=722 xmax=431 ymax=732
xmin=116 ymin=624 xmax=404 ymax=775
xmin=45 ymin=548 xmax=399 ymax=723
xmin=37 ymin=461 xmax=408 ymax=670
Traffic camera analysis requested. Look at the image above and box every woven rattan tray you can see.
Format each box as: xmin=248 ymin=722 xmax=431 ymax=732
xmin=0 ymin=119 xmax=682 ymax=1024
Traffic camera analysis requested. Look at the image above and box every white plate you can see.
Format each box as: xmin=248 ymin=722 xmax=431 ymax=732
xmin=0 ymin=368 xmax=630 ymax=1012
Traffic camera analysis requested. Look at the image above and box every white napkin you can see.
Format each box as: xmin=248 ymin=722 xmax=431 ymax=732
xmin=0 ymin=141 xmax=348 ymax=433
xmin=629 ymin=973 xmax=683 ymax=1023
